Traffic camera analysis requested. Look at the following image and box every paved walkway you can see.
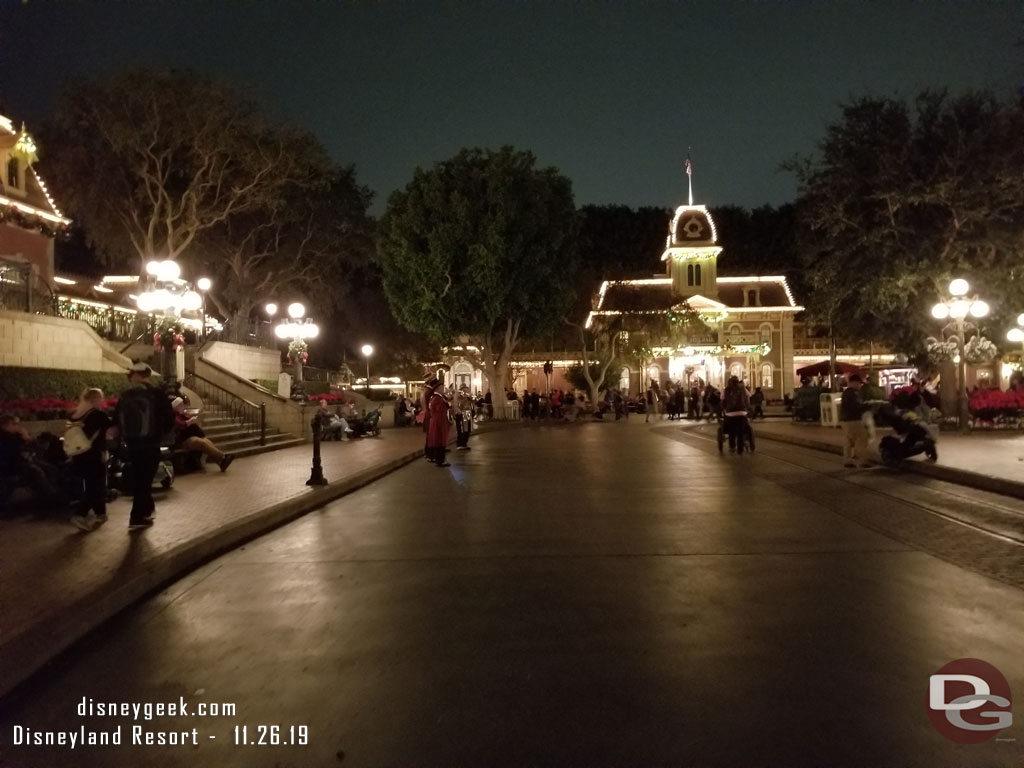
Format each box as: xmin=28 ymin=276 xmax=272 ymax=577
xmin=752 ymin=418 xmax=1024 ymax=498
xmin=2 ymin=421 xmax=1021 ymax=767
xmin=0 ymin=426 xmax=429 ymax=697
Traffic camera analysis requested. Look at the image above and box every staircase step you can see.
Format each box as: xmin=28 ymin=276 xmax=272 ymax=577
xmin=218 ymin=432 xmax=301 ymax=453
xmin=202 ymin=424 xmax=280 ymax=440
xmin=230 ymin=438 xmax=306 ymax=459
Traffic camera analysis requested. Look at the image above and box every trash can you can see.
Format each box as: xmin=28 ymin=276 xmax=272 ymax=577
xmin=820 ymin=393 xmax=842 ymax=427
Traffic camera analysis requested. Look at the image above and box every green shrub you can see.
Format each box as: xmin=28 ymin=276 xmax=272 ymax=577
xmin=0 ymin=367 xmax=161 ymax=401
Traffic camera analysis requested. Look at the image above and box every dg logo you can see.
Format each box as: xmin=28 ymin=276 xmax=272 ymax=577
xmin=928 ymin=658 xmax=1013 ymax=744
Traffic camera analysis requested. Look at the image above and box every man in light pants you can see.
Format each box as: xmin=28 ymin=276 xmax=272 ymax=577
xmin=839 ymin=373 xmax=870 ymax=468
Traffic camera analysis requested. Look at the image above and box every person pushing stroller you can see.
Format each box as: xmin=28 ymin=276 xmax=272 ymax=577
xmin=722 ymin=377 xmax=751 ymax=454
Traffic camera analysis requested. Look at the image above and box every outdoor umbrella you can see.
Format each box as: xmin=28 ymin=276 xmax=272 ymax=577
xmin=795 ymin=360 xmax=862 ymax=378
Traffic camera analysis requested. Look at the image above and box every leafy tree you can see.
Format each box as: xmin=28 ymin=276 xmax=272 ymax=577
xmin=201 ymin=161 xmax=374 ymax=340
xmin=788 ymin=90 xmax=1024 ymax=360
xmin=377 ymin=146 xmax=579 ymax=414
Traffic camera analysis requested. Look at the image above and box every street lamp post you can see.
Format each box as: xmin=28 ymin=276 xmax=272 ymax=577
xmin=274 ymin=302 xmax=319 ymax=400
xmin=196 ymin=277 xmax=212 ymax=345
xmin=361 ymin=344 xmax=374 ymax=396
xmin=135 ymin=259 xmax=203 ymax=382
xmin=931 ymin=278 xmax=989 ymax=432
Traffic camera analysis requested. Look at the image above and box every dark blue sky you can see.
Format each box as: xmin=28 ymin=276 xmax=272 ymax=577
xmin=1 ymin=1 xmax=1021 ymax=212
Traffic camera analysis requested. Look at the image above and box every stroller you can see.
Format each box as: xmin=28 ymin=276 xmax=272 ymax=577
xmin=717 ymin=416 xmax=755 ymax=455
xmin=108 ymin=436 xmax=175 ymax=492
xmin=874 ymin=404 xmax=937 ymax=467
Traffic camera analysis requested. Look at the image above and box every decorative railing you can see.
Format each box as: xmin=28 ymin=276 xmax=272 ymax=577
xmin=182 ymin=371 xmax=266 ymax=446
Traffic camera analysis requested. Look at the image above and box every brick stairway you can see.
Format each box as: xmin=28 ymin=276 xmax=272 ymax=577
xmin=199 ymin=404 xmax=304 ymax=458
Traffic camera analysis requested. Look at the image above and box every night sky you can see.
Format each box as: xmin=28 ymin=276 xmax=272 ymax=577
xmin=1 ymin=1 xmax=1021 ymax=213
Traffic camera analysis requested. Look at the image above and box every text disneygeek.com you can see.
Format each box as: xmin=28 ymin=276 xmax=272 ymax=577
xmin=10 ymin=696 xmax=309 ymax=750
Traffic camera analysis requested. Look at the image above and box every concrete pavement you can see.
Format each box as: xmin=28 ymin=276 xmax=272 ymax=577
xmin=0 ymin=425 xmax=430 ymax=697
xmin=2 ymin=419 xmax=1022 ymax=767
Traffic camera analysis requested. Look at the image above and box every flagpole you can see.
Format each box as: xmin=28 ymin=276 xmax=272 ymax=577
xmin=686 ymin=148 xmax=693 ymax=206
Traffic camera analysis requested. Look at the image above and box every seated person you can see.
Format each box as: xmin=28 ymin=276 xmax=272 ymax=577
xmin=395 ymin=397 xmax=412 ymax=427
xmin=317 ymin=400 xmax=354 ymax=440
xmin=1 ymin=413 xmax=61 ymax=504
xmin=171 ymin=398 xmax=234 ymax=471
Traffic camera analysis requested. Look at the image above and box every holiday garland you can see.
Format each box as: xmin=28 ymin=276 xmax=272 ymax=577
xmin=288 ymin=338 xmax=309 ymax=364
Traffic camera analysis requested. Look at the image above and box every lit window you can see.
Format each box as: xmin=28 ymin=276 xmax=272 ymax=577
xmin=761 ymin=363 xmax=774 ymax=389
xmin=619 ymin=367 xmax=631 ymax=391
xmin=729 ymin=362 xmax=746 ymax=381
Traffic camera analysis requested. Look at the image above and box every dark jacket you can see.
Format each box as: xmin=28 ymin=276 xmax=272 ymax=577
xmin=114 ymin=383 xmax=175 ymax=445
xmin=840 ymin=386 xmax=866 ymax=422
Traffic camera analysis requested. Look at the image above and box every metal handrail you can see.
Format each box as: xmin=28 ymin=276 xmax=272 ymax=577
xmin=183 ymin=371 xmax=267 ymax=446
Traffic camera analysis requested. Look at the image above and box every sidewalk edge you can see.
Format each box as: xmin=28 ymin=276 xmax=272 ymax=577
xmin=757 ymin=430 xmax=1024 ymax=502
xmin=0 ymin=448 xmax=423 ymax=699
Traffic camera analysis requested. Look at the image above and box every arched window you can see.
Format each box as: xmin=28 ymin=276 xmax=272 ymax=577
xmin=618 ymin=367 xmax=631 ymax=392
xmin=729 ymin=362 xmax=746 ymax=381
xmin=759 ymin=323 xmax=773 ymax=345
xmin=647 ymin=365 xmax=661 ymax=385
xmin=761 ymin=363 xmax=774 ymax=389
xmin=694 ymin=264 xmax=702 ymax=286
xmin=686 ymin=264 xmax=694 ymax=286
xmin=452 ymin=361 xmax=473 ymax=392
xmin=6 ymin=157 xmax=18 ymax=189
xmin=728 ymin=323 xmax=743 ymax=340
xmin=747 ymin=289 xmax=758 ymax=306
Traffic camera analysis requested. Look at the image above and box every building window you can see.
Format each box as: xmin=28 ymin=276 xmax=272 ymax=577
xmin=619 ymin=367 xmax=631 ymax=392
xmin=747 ymin=289 xmax=758 ymax=306
xmin=761 ymin=363 xmax=774 ymax=389
xmin=686 ymin=263 xmax=703 ymax=287
xmin=729 ymin=362 xmax=746 ymax=381
xmin=759 ymin=323 xmax=772 ymax=345
xmin=6 ymin=157 xmax=18 ymax=189
xmin=648 ymin=365 xmax=661 ymax=385
xmin=728 ymin=323 xmax=743 ymax=341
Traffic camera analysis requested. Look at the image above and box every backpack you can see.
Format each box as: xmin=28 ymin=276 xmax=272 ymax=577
xmin=117 ymin=386 xmax=165 ymax=442
xmin=724 ymin=387 xmax=747 ymax=412
xmin=63 ymin=424 xmax=94 ymax=456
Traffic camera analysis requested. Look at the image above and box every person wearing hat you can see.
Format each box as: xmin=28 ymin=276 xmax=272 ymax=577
xmin=839 ymin=373 xmax=870 ymax=468
xmin=421 ymin=375 xmax=439 ymax=461
xmin=112 ymin=361 xmax=175 ymax=529
xmin=425 ymin=378 xmax=451 ymax=466
xmin=171 ymin=397 xmax=235 ymax=471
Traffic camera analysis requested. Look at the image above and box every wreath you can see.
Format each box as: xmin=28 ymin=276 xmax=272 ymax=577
xmin=287 ymin=339 xmax=309 ymax=365
xmin=153 ymin=322 xmax=185 ymax=352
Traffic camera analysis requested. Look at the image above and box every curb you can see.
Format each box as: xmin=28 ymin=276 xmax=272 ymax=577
xmin=756 ymin=430 xmax=1024 ymax=503
xmin=0 ymin=447 xmax=425 ymax=699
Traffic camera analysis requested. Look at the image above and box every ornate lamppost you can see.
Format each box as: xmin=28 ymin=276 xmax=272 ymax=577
xmin=196 ymin=277 xmax=212 ymax=345
xmin=931 ymin=278 xmax=989 ymax=432
xmin=361 ymin=344 xmax=374 ymax=396
xmin=274 ymin=302 xmax=319 ymax=400
xmin=135 ymin=259 xmax=205 ymax=381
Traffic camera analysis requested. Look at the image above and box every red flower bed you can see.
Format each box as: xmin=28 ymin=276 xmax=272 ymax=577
xmin=0 ymin=396 xmax=119 ymax=420
xmin=969 ymin=389 xmax=1024 ymax=421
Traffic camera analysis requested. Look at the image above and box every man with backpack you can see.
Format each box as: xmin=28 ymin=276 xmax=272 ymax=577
xmin=114 ymin=362 xmax=175 ymax=529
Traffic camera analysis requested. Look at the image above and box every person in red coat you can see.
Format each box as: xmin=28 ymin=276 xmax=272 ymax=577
xmin=426 ymin=383 xmax=451 ymax=467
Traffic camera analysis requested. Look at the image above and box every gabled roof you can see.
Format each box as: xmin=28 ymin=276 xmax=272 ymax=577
xmin=0 ymin=114 xmax=71 ymax=229
xmin=595 ymin=275 xmax=802 ymax=314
